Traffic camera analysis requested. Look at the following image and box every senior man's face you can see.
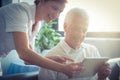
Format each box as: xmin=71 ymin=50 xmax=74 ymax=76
xmin=66 ymin=21 xmax=87 ymax=44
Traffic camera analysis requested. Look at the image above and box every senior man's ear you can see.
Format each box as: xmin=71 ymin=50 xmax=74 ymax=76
xmin=63 ymin=22 xmax=68 ymax=32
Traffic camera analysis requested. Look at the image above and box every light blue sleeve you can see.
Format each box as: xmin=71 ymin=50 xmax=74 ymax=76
xmin=3 ymin=3 xmax=29 ymax=33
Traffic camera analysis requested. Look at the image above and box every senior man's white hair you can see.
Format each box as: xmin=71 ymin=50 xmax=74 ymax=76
xmin=64 ymin=7 xmax=89 ymax=32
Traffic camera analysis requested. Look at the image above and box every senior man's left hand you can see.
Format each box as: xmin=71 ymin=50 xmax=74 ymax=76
xmin=97 ymin=63 xmax=111 ymax=80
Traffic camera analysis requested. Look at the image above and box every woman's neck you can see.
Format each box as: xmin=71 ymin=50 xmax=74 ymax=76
xmin=32 ymin=21 xmax=39 ymax=32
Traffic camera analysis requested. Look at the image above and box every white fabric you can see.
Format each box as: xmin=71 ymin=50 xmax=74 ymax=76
xmin=38 ymin=40 xmax=102 ymax=80
xmin=0 ymin=2 xmax=40 ymax=57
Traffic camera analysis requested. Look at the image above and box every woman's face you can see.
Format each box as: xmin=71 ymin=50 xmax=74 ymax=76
xmin=36 ymin=1 xmax=66 ymax=22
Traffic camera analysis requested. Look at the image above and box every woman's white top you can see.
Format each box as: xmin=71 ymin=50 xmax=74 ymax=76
xmin=0 ymin=2 xmax=40 ymax=57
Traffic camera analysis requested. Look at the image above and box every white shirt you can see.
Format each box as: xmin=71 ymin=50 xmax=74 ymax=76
xmin=46 ymin=40 xmax=100 ymax=62
xmin=0 ymin=2 xmax=40 ymax=57
xmin=38 ymin=40 xmax=101 ymax=80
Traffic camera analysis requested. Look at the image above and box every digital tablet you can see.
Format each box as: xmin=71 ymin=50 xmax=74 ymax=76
xmin=73 ymin=57 xmax=109 ymax=78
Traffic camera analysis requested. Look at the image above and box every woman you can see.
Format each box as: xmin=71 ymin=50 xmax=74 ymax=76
xmin=0 ymin=0 xmax=81 ymax=77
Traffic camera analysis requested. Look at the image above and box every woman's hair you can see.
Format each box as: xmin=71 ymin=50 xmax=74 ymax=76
xmin=34 ymin=0 xmax=67 ymax=5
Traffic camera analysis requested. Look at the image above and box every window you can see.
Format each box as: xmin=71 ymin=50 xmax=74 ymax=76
xmin=58 ymin=0 xmax=120 ymax=38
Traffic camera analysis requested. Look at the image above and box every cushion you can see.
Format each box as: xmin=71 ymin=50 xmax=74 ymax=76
xmin=7 ymin=62 xmax=40 ymax=75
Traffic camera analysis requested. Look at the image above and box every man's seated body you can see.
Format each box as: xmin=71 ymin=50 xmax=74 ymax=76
xmin=38 ymin=8 xmax=111 ymax=80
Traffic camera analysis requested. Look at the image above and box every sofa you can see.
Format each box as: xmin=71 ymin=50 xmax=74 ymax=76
xmin=0 ymin=38 xmax=120 ymax=80
xmin=0 ymin=61 xmax=119 ymax=80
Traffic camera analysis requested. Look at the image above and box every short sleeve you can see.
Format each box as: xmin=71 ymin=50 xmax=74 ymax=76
xmin=4 ymin=3 xmax=29 ymax=33
xmin=88 ymin=44 xmax=101 ymax=57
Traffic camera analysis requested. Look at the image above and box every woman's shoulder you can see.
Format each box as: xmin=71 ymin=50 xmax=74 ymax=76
xmin=18 ymin=2 xmax=31 ymax=8
xmin=11 ymin=2 xmax=30 ymax=7
xmin=0 ymin=2 xmax=30 ymax=14
xmin=12 ymin=2 xmax=31 ymax=12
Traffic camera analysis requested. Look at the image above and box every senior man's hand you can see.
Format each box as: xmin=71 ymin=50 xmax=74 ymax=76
xmin=97 ymin=63 xmax=111 ymax=80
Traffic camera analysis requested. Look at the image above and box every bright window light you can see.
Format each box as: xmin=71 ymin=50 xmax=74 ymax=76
xmin=59 ymin=0 xmax=120 ymax=32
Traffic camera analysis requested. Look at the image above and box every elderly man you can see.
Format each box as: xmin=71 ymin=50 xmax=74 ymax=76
xmin=38 ymin=8 xmax=111 ymax=80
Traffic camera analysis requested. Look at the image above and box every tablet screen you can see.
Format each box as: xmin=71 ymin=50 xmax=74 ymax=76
xmin=73 ymin=57 xmax=109 ymax=78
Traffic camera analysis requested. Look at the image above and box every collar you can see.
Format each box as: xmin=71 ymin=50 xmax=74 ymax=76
xmin=59 ymin=40 xmax=85 ymax=54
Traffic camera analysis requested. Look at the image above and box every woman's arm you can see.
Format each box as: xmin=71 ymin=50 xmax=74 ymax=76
xmin=13 ymin=32 xmax=64 ymax=70
xmin=24 ymin=44 xmax=34 ymax=65
xmin=12 ymin=32 xmax=81 ymax=77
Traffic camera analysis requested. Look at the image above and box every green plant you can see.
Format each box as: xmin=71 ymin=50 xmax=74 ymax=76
xmin=35 ymin=21 xmax=62 ymax=53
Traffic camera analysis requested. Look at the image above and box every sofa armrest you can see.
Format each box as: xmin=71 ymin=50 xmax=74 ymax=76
xmin=0 ymin=71 xmax=39 ymax=80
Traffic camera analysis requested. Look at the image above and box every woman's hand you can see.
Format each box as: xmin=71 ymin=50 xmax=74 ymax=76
xmin=46 ymin=56 xmax=85 ymax=78
xmin=46 ymin=56 xmax=74 ymax=64
xmin=97 ymin=63 xmax=111 ymax=80
xmin=62 ymin=62 xmax=85 ymax=78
